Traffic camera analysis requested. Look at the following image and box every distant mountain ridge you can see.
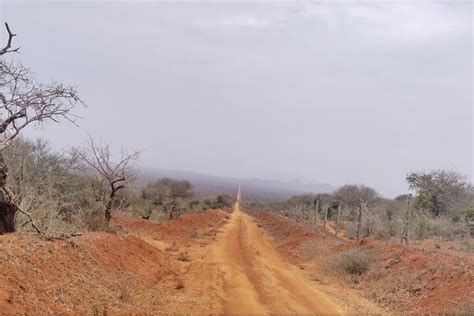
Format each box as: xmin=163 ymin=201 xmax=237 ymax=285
xmin=138 ymin=168 xmax=333 ymax=201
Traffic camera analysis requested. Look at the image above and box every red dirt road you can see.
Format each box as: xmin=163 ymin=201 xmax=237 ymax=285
xmin=211 ymin=192 xmax=343 ymax=314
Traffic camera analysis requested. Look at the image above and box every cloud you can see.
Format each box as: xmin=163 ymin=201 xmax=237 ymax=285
xmin=193 ymin=2 xmax=470 ymax=42
xmin=301 ymin=2 xmax=471 ymax=42
xmin=195 ymin=15 xmax=270 ymax=29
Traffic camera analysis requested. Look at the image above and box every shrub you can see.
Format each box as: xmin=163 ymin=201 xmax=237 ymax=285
xmin=415 ymin=213 xmax=469 ymax=240
xmin=177 ymin=252 xmax=191 ymax=262
xmin=175 ymin=280 xmax=185 ymax=290
xmin=202 ymin=194 xmax=233 ymax=209
xmin=74 ymin=206 xmax=106 ymax=232
xmin=452 ymin=299 xmax=474 ymax=315
xmin=332 ymin=248 xmax=374 ymax=275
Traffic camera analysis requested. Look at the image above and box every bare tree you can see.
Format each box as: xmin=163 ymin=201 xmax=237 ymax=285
xmin=0 ymin=23 xmax=84 ymax=234
xmin=73 ymin=138 xmax=140 ymax=226
xmin=334 ymin=184 xmax=379 ymax=213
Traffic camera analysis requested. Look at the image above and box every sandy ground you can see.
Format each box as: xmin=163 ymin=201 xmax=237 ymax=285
xmin=210 ymin=199 xmax=343 ymax=314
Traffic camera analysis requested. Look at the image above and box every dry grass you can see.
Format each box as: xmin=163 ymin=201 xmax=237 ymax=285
xmin=367 ymin=271 xmax=426 ymax=308
xmin=452 ymin=299 xmax=474 ymax=315
xmin=175 ymin=280 xmax=185 ymax=290
xmin=300 ymin=240 xmax=336 ymax=261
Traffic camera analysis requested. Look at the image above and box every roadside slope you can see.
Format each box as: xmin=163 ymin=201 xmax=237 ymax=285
xmin=0 ymin=209 xmax=229 ymax=314
xmin=253 ymin=211 xmax=474 ymax=314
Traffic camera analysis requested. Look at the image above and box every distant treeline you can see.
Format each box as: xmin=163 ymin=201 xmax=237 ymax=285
xmin=248 ymin=173 xmax=474 ymax=245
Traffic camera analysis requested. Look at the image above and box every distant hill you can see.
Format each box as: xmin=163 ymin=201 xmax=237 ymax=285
xmin=138 ymin=168 xmax=333 ymax=201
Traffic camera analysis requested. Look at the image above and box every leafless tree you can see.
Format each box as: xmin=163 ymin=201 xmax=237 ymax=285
xmin=0 ymin=23 xmax=84 ymax=234
xmin=73 ymin=138 xmax=140 ymax=226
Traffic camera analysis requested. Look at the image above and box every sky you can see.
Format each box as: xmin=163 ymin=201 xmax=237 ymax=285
xmin=0 ymin=1 xmax=472 ymax=197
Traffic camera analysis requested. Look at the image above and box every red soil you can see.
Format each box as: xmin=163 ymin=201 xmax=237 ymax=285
xmin=1 ymin=208 xmax=470 ymax=314
xmin=0 ymin=209 xmax=228 ymax=314
xmin=113 ymin=209 xmax=229 ymax=243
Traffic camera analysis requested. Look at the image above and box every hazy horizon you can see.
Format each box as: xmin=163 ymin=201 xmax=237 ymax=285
xmin=1 ymin=1 xmax=472 ymax=197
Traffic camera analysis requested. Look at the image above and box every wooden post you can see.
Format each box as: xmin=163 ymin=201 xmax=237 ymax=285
xmin=335 ymin=204 xmax=341 ymax=237
xmin=401 ymin=195 xmax=412 ymax=245
xmin=314 ymin=199 xmax=320 ymax=225
xmin=356 ymin=202 xmax=365 ymax=241
xmin=323 ymin=204 xmax=328 ymax=229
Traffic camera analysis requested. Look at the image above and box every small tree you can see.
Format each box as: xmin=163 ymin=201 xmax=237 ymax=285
xmin=406 ymin=170 xmax=467 ymax=216
xmin=142 ymin=178 xmax=194 ymax=219
xmin=73 ymin=138 xmax=140 ymax=226
xmin=334 ymin=185 xmax=378 ymax=241
xmin=0 ymin=23 xmax=84 ymax=233
xmin=334 ymin=184 xmax=379 ymax=215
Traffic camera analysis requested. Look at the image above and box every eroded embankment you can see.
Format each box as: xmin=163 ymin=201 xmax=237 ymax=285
xmin=0 ymin=209 xmax=229 ymax=314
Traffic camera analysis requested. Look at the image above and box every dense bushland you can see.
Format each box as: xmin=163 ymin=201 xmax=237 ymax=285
xmin=4 ymin=137 xmax=232 ymax=234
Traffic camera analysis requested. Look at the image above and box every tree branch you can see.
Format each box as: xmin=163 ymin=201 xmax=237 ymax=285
xmin=0 ymin=23 xmax=20 ymax=56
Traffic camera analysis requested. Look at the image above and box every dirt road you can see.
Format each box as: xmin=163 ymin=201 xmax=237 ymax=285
xmin=210 ymin=189 xmax=343 ymax=314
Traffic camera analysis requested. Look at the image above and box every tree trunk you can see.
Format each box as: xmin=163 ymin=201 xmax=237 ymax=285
xmin=0 ymin=153 xmax=16 ymax=234
xmin=104 ymin=199 xmax=112 ymax=226
xmin=104 ymin=187 xmax=116 ymax=226
xmin=169 ymin=199 xmax=180 ymax=220
xmin=335 ymin=204 xmax=341 ymax=237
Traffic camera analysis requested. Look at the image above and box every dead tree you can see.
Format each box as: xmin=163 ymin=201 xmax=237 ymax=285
xmin=0 ymin=23 xmax=84 ymax=233
xmin=335 ymin=204 xmax=342 ymax=237
xmin=74 ymin=138 xmax=140 ymax=226
xmin=401 ymin=195 xmax=412 ymax=245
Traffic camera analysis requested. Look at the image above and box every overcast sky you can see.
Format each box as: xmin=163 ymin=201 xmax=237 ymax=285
xmin=1 ymin=1 xmax=472 ymax=197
